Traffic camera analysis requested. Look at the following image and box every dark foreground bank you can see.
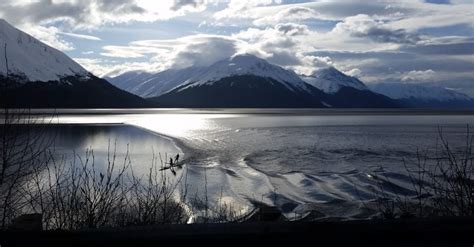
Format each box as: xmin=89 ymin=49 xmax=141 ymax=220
xmin=1 ymin=217 xmax=473 ymax=247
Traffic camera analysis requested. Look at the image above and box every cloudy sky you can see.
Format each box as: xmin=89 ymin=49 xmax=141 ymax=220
xmin=1 ymin=0 xmax=473 ymax=94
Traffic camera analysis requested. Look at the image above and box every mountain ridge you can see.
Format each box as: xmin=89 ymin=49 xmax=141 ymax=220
xmin=108 ymin=54 xmax=314 ymax=99
xmin=0 ymin=19 xmax=147 ymax=108
xmin=0 ymin=19 xmax=89 ymax=82
xmin=109 ymin=54 xmax=399 ymax=108
xmin=370 ymin=83 xmax=474 ymax=108
xmin=300 ymin=67 xmax=368 ymax=93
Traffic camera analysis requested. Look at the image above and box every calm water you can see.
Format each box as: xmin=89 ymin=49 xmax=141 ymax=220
xmin=20 ymin=109 xmax=474 ymax=220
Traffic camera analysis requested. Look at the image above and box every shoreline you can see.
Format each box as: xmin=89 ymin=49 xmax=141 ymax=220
xmin=4 ymin=108 xmax=474 ymax=116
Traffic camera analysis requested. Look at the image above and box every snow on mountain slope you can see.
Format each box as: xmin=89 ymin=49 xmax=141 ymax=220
xmin=370 ymin=83 xmax=472 ymax=102
xmin=0 ymin=19 xmax=88 ymax=82
xmin=109 ymin=54 xmax=313 ymax=98
xmin=178 ymin=54 xmax=312 ymax=92
xmin=107 ymin=71 xmax=154 ymax=93
xmin=108 ymin=67 xmax=204 ymax=98
xmin=300 ymin=67 xmax=368 ymax=94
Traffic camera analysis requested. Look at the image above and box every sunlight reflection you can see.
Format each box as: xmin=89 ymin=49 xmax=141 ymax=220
xmin=53 ymin=113 xmax=238 ymax=139
xmin=131 ymin=114 xmax=216 ymax=138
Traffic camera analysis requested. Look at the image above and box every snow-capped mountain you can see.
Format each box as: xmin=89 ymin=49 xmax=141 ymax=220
xmin=297 ymin=67 xmax=398 ymax=108
xmin=176 ymin=54 xmax=313 ymax=92
xmin=370 ymin=83 xmax=472 ymax=101
xmin=109 ymin=54 xmax=398 ymax=108
xmin=0 ymin=19 xmax=88 ymax=82
xmin=0 ymin=19 xmax=146 ymax=108
xmin=104 ymin=71 xmax=154 ymax=92
xmin=108 ymin=66 xmax=204 ymax=98
xmin=300 ymin=67 xmax=368 ymax=93
xmin=370 ymin=83 xmax=474 ymax=108
xmin=146 ymin=54 xmax=326 ymax=107
xmin=109 ymin=54 xmax=313 ymax=98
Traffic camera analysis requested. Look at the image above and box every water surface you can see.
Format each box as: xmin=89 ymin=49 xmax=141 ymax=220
xmin=23 ymin=109 xmax=474 ymax=220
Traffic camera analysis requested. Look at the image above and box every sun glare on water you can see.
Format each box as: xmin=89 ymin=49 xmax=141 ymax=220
xmin=54 ymin=112 xmax=235 ymax=139
xmin=131 ymin=114 xmax=222 ymax=138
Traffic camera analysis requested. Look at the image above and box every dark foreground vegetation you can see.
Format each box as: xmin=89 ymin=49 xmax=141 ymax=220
xmin=0 ymin=110 xmax=473 ymax=246
xmin=368 ymin=126 xmax=474 ymax=219
xmin=0 ymin=110 xmax=243 ymax=230
xmin=1 ymin=217 xmax=473 ymax=247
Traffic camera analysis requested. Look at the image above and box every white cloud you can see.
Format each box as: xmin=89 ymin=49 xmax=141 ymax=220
xmin=90 ymin=24 xmax=334 ymax=76
xmin=275 ymin=23 xmax=311 ymax=36
xmin=0 ymin=0 xmax=210 ymax=52
xmin=211 ymin=0 xmax=474 ymax=32
xmin=232 ymin=24 xmax=334 ymax=74
xmin=211 ymin=1 xmax=404 ymax=26
xmin=171 ymin=0 xmax=207 ymax=11
xmin=85 ymin=34 xmax=242 ymax=75
xmin=332 ymin=14 xmax=421 ymax=44
xmin=388 ymin=1 xmax=474 ymax=31
xmin=4 ymin=0 xmax=470 ymax=91
xmin=168 ymin=35 xmax=241 ymax=68
xmin=253 ymin=6 xmax=318 ymax=26
xmin=295 ymin=55 xmax=333 ymax=75
xmin=344 ymin=68 xmax=362 ymax=77
xmin=73 ymin=58 xmax=163 ymax=77
xmin=401 ymin=69 xmax=436 ymax=82
xmin=214 ymin=0 xmax=282 ymax=21
xmin=0 ymin=0 xmax=216 ymax=29
xmin=73 ymin=58 xmax=106 ymax=75
xmin=100 ymin=45 xmax=167 ymax=58
xmin=60 ymin=32 xmax=102 ymax=41
xmin=20 ymin=24 xmax=74 ymax=51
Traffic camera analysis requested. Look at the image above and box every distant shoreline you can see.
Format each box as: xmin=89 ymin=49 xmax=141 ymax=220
xmin=3 ymin=108 xmax=474 ymax=116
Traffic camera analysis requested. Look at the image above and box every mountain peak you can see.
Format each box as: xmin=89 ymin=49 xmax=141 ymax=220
xmin=0 ymin=19 xmax=88 ymax=82
xmin=109 ymin=54 xmax=314 ymax=98
xmin=181 ymin=54 xmax=311 ymax=93
xmin=301 ymin=67 xmax=368 ymax=93
xmin=229 ymin=53 xmax=267 ymax=63
xmin=0 ymin=18 xmax=8 ymax=26
xmin=216 ymin=53 xmax=274 ymax=72
xmin=315 ymin=66 xmax=345 ymax=77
